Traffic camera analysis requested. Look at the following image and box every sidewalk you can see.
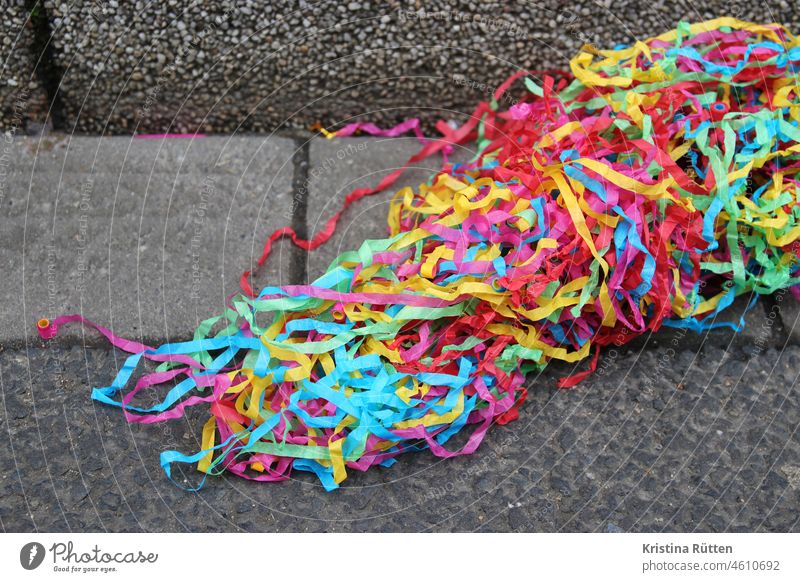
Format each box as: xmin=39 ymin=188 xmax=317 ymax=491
xmin=3 ymin=135 xmax=299 ymax=344
xmin=3 ymin=133 xmax=797 ymax=345
xmin=1 ymin=134 xmax=800 ymax=532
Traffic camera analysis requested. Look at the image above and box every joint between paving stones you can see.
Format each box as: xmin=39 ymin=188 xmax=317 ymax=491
xmin=289 ymin=137 xmax=310 ymax=285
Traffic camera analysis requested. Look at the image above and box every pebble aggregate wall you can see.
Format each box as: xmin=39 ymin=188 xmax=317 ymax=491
xmin=0 ymin=1 xmax=790 ymax=134
xmin=0 ymin=1 xmax=48 ymax=134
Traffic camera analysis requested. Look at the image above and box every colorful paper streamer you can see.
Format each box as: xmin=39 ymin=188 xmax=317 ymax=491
xmin=40 ymin=18 xmax=800 ymax=490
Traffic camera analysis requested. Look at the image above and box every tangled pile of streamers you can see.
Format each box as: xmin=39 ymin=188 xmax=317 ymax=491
xmin=40 ymin=18 xmax=800 ymax=490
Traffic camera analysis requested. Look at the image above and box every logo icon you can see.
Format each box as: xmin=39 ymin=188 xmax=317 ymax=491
xmin=20 ymin=542 xmax=46 ymax=570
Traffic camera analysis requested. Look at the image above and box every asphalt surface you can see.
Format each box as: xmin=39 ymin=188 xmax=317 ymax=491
xmin=1 ymin=135 xmax=799 ymax=532
xmin=1 ymin=339 xmax=799 ymax=532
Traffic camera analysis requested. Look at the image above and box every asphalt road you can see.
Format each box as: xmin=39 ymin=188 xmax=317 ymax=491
xmin=1 ymin=338 xmax=798 ymax=533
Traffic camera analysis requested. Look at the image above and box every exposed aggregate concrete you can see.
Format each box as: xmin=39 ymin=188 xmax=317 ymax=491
xmin=37 ymin=1 xmax=800 ymax=134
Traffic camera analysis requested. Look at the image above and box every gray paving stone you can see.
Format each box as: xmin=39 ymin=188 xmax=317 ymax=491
xmin=1 ymin=136 xmax=298 ymax=343
xmin=304 ymin=136 xmax=477 ymax=281
xmin=6 ymin=133 xmax=298 ymax=176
